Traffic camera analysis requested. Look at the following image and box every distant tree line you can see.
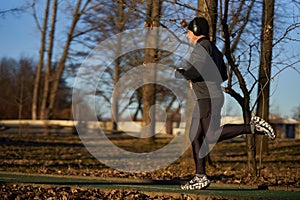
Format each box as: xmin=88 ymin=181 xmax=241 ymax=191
xmin=0 ymin=57 xmax=71 ymax=119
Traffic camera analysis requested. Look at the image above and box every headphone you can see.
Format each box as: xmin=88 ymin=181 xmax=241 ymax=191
xmin=189 ymin=17 xmax=209 ymax=37
xmin=192 ymin=19 xmax=202 ymax=36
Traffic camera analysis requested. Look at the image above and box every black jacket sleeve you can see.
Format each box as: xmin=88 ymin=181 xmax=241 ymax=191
xmin=180 ymin=63 xmax=201 ymax=80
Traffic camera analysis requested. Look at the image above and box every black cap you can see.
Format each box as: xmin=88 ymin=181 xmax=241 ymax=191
xmin=188 ymin=17 xmax=209 ymax=37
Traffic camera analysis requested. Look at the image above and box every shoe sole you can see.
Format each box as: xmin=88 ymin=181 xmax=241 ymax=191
xmin=251 ymin=116 xmax=276 ymax=140
xmin=181 ymin=180 xmax=210 ymax=190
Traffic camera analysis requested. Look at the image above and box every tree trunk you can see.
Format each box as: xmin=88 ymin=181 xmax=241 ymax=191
xmin=47 ymin=0 xmax=84 ymax=119
xmin=222 ymin=0 xmax=256 ymax=176
xmin=32 ymin=0 xmax=51 ymax=120
xmin=256 ymin=0 xmax=275 ymax=174
xmin=40 ymin=0 xmax=57 ymax=120
xmin=111 ymin=0 xmax=125 ymax=131
xmin=142 ymin=0 xmax=162 ymax=142
xmin=197 ymin=0 xmax=218 ymax=43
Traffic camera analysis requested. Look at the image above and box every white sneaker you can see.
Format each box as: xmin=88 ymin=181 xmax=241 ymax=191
xmin=181 ymin=174 xmax=210 ymax=190
xmin=250 ymin=115 xmax=276 ymax=140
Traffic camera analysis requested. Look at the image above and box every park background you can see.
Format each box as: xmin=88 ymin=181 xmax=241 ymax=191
xmin=0 ymin=0 xmax=300 ymax=199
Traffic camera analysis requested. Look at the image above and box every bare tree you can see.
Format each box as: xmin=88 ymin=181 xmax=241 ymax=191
xmin=0 ymin=4 xmax=29 ymax=18
xmin=47 ymin=0 xmax=92 ymax=119
xmin=32 ymin=0 xmax=51 ymax=120
xmin=40 ymin=0 xmax=58 ymax=120
xmin=256 ymin=0 xmax=275 ymax=171
xmin=31 ymin=0 xmax=93 ymax=120
xmin=221 ymin=0 xmax=257 ymax=175
xmin=0 ymin=57 xmax=35 ymax=119
xmin=197 ymin=0 xmax=218 ymax=43
xmin=142 ymin=0 xmax=163 ymax=141
xmin=293 ymin=105 xmax=300 ymax=120
xmin=111 ymin=0 xmax=126 ymax=131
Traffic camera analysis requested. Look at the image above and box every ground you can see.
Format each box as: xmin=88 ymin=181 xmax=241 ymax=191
xmin=0 ymin=130 xmax=299 ymax=199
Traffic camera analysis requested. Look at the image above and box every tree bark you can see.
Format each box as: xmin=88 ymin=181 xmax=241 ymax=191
xmin=47 ymin=0 xmax=87 ymax=119
xmin=111 ymin=0 xmax=125 ymax=131
xmin=40 ymin=0 xmax=57 ymax=120
xmin=222 ymin=0 xmax=256 ymax=176
xmin=32 ymin=0 xmax=51 ymax=120
xmin=197 ymin=0 xmax=218 ymax=43
xmin=256 ymin=0 xmax=275 ymax=173
xmin=142 ymin=0 xmax=162 ymax=142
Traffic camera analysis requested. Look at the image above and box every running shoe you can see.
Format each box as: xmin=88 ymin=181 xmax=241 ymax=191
xmin=181 ymin=174 xmax=210 ymax=190
xmin=250 ymin=115 xmax=276 ymax=140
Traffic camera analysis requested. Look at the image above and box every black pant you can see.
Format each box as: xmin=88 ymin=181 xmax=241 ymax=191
xmin=189 ymin=97 xmax=251 ymax=174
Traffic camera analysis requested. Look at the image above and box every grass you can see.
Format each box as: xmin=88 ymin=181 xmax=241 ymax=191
xmin=0 ymin=131 xmax=299 ymax=188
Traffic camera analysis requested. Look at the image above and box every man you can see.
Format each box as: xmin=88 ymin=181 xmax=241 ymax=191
xmin=175 ymin=17 xmax=275 ymax=190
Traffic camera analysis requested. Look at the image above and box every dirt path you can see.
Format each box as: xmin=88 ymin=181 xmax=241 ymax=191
xmin=0 ymin=172 xmax=299 ymax=200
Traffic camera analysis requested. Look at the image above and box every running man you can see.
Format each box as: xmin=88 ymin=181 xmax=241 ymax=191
xmin=175 ymin=17 xmax=275 ymax=190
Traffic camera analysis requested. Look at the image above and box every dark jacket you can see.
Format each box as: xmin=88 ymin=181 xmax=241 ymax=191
xmin=181 ymin=37 xmax=224 ymax=99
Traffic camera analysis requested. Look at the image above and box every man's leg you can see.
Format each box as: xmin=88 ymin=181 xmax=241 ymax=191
xmin=181 ymin=100 xmax=211 ymax=190
xmin=189 ymin=117 xmax=206 ymax=175
xmin=204 ymin=116 xmax=275 ymax=143
xmin=217 ymin=124 xmax=251 ymax=142
xmin=188 ymin=99 xmax=211 ymax=174
xmin=182 ymin=118 xmax=210 ymax=191
xmin=208 ymin=96 xmax=275 ymax=142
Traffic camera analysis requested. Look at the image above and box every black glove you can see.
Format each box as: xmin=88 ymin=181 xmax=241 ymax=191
xmin=175 ymin=68 xmax=185 ymax=78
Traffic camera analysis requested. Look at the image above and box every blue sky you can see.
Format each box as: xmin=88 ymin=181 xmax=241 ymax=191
xmin=1 ymin=1 xmax=299 ymax=118
xmin=0 ymin=2 xmax=39 ymax=58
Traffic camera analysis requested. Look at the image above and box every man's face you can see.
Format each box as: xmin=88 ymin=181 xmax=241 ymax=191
xmin=186 ymin=30 xmax=197 ymax=45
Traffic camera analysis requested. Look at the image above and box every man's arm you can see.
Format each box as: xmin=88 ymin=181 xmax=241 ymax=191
xmin=176 ymin=65 xmax=201 ymax=80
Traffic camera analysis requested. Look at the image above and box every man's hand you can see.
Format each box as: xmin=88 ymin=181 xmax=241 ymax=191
xmin=175 ymin=68 xmax=185 ymax=78
xmin=175 ymin=68 xmax=185 ymax=73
